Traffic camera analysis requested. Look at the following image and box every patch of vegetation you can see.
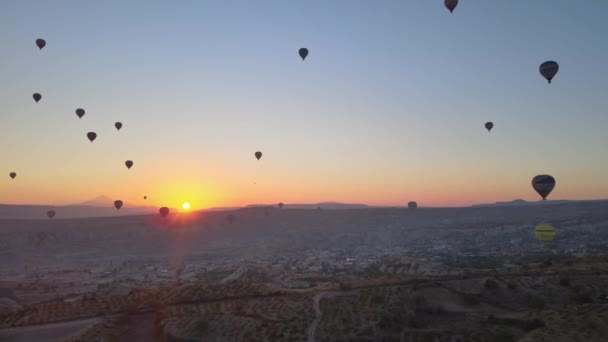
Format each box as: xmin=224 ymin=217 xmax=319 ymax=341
xmin=507 ymin=282 xmax=517 ymax=290
xmin=559 ymin=276 xmax=571 ymax=287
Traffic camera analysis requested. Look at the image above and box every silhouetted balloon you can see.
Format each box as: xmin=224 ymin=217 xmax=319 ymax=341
xmin=9 ymin=172 xmax=16 ymax=179
xmin=226 ymin=213 xmax=236 ymax=224
xmin=408 ymin=201 xmax=417 ymax=210
xmin=159 ymin=207 xmax=169 ymax=217
xmin=255 ymin=151 xmax=262 ymax=160
xmin=36 ymin=39 xmax=46 ymax=50
xmin=125 ymin=160 xmax=133 ymax=170
xmin=539 ymin=61 xmax=559 ymax=84
xmin=278 ymin=202 xmax=284 ymax=209
xmin=33 ymin=93 xmax=42 ymax=103
xmin=299 ymin=48 xmax=309 ymax=61
xmin=87 ymin=132 xmax=97 ymax=142
xmin=532 ymin=175 xmax=555 ymax=200
xmin=114 ymin=200 xmax=123 ymax=211
xmin=47 ymin=210 xmax=55 ymax=219
xmin=535 ymin=223 xmax=556 ymax=246
xmin=76 ymin=108 xmax=85 ymax=119
xmin=485 ymin=122 xmax=493 ymax=132
xmin=144 ymin=196 xmax=147 ymax=200
xmin=445 ymin=0 xmax=458 ymax=13
xmin=115 ymin=122 xmax=122 ymax=131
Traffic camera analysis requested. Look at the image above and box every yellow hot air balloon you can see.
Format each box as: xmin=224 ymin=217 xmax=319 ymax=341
xmin=535 ymin=223 xmax=555 ymax=246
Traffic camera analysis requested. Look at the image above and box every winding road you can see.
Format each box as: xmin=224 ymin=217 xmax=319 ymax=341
xmin=307 ymin=291 xmax=356 ymax=342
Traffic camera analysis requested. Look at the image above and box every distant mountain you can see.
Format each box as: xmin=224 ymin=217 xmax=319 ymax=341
xmin=0 ymin=195 xmax=166 ymax=219
xmin=71 ymin=195 xmax=119 ymax=207
xmin=203 ymin=207 xmax=241 ymax=212
xmin=472 ymin=199 xmax=608 ymax=207
xmin=245 ymin=202 xmax=369 ymax=210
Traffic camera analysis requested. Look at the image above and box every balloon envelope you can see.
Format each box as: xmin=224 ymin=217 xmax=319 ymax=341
xmin=36 ymin=39 xmax=46 ymax=49
xmin=144 ymin=196 xmax=147 ymax=200
xmin=33 ymin=93 xmax=42 ymax=103
xmin=114 ymin=200 xmax=123 ymax=211
xmin=87 ymin=132 xmax=97 ymax=142
xmin=115 ymin=122 xmax=122 ymax=131
xmin=9 ymin=172 xmax=16 ymax=179
xmin=159 ymin=207 xmax=170 ymax=217
xmin=485 ymin=122 xmax=494 ymax=131
xmin=255 ymin=151 xmax=262 ymax=160
xmin=535 ymin=223 xmax=556 ymax=245
xmin=445 ymin=0 xmax=458 ymax=13
xmin=47 ymin=210 xmax=56 ymax=219
xmin=125 ymin=160 xmax=133 ymax=169
xmin=299 ymin=48 xmax=309 ymax=61
xmin=539 ymin=61 xmax=559 ymax=83
xmin=532 ymin=175 xmax=556 ymax=200
xmin=278 ymin=202 xmax=284 ymax=209
xmin=408 ymin=201 xmax=417 ymax=210
xmin=76 ymin=108 xmax=85 ymax=119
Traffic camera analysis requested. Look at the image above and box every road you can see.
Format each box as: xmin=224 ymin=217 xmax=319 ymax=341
xmin=307 ymin=291 xmax=356 ymax=342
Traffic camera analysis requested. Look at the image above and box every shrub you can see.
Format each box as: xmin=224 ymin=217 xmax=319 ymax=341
xmin=193 ymin=320 xmax=209 ymax=335
xmin=528 ymin=296 xmax=546 ymax=311
xmin=559 ymin=277 xmax=570 ymax=287
xmin=414 ymin=294 xmax=426 ymax=306
xmin=463 ymin=293 xmax=480 ymax=306
xmin=492 ymin=328 xmax=517 ymax=342
xmin=484 ymin=279 xmax=499 ymax=290
xmin=507 ymin=282 xmax=517 ymax=290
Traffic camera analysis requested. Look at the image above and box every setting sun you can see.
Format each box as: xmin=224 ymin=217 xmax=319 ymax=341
xmin=182 ymin=202 xmax=191 ymax=210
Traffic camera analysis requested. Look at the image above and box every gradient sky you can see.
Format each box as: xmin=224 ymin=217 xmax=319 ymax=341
xmin=1 ymin=1 xmax=607 ymax=209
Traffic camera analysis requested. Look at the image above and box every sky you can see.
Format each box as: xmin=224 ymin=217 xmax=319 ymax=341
xmin=1 ymin=0 xmax=607 ymax=209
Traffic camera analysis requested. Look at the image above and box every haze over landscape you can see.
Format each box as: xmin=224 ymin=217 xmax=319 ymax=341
xmin=1 ymin=1 xmax=608 ymax=341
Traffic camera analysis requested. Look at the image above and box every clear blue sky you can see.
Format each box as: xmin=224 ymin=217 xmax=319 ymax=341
xmin=1 ymin=1 xmax=607 ymax=208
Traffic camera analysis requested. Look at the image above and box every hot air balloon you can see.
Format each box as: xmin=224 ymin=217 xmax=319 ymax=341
xmin=125 ymin=160 xmax=133 ymax=170
xmin=159 ymin=207 xmax=169 ymax=217
xmin=33 ymin=93 xmax=42 ymax=103
xmin=255 ymin=151 xmax=262 ymax=160
xmin=299 ymin=48 xmax=309 ymax=61
xmin=278 ymin=202 xmax=284 ymax=209
xmin=485 ymin=122 xmax=493 ymax=132
xmin=144 ymin=196 xmax=147 ymax=200
xmin=408 ymin=201 xmax=417 ymax=210
xmin=9 ymin=172 xmax=16 ymax=179
xmin=47 ymin=210 xmax=56 ymax=219
xmin=539 ymin=61 xmax=559 ymax=84
xmin=115 ymin=122 xmax=122 ymax=131
xmin=75 ymin=108 xmax=85 ymax=119
xmin=87 ymin=132 xmax=97 ymax=142
xmin=445 ymin=0 xmax=458 ymax=13
xmin=535 ymin=223 xmax=556 ymax=246
xmin=114 ymin=200 xmax=123 ymax=211
xmin=35 ymin=39 xmax=46 ymax=50
xmin=532 ymin=175 xmax=555 ymax=200
xmin=226 ymin=213 xmax=236 ymax=224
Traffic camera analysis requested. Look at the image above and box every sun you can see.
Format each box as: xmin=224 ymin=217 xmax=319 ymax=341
xmin=182 ymin=202 xmax=191 ymax=210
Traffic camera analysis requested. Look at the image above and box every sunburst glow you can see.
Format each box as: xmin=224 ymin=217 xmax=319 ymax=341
xmin=182 ymin=202 xmax=191 ymax=210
